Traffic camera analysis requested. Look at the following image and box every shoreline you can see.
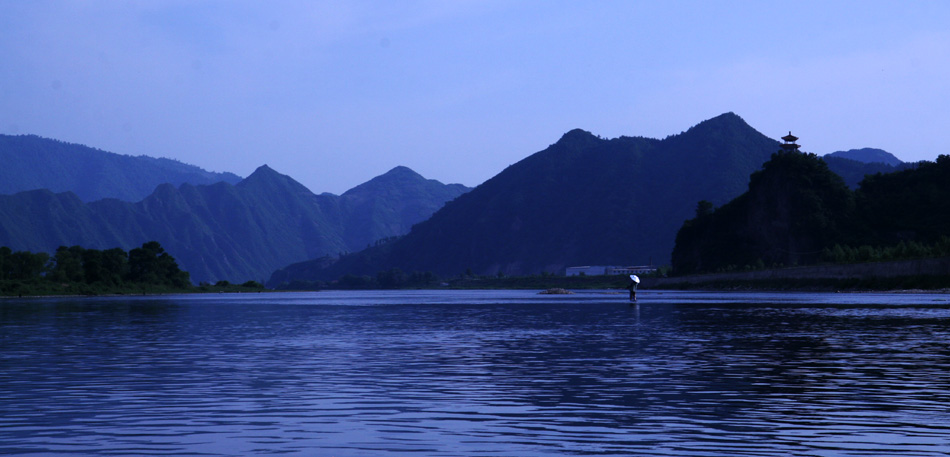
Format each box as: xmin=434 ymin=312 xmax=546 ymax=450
xmin=6 ymin=286 xmax=950 ymax=300
xmin=646 ymin=257 xmax=950 ymax=291
xmin=0 ymin=288 xmax=270 ymax=300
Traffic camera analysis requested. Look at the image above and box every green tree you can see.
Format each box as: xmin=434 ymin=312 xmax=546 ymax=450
xmin=0 ymin=246 xmax=10 ymax=281
xmin=241 ymin=280 xmax=263 ymax=289
xmin=81 ymin=249 xmax=104 ymax=284
xmin=9 ymin=251 xmax=50 ymax=280
xmin=377 ymin=268 xmax=408 ymax=289
xmin=127 ymin=241 xmax=190 ymax=287
xmin=51 ymin=245 xmax=85 ymax=283
xmin=100 ymin=248 xmax=129 ymax=285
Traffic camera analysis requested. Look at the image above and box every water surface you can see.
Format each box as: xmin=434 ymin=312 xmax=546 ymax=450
xmin=2 ymin=290 xmax=950 ymax=455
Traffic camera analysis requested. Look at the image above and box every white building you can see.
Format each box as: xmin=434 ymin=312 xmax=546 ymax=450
xmin=565 ymin=265 xmax=657 ymax=277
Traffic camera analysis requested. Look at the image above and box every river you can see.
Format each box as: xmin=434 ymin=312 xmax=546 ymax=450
xmin=2 ymin=290 xmax=950 ymax=456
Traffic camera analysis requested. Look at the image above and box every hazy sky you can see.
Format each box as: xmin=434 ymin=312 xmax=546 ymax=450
xmin=2 ymin=1 xmax=949 ymax=194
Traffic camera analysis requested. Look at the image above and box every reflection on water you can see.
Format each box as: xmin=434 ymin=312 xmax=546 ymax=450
xmin=2 ymin=290 xmax=950 ymax=455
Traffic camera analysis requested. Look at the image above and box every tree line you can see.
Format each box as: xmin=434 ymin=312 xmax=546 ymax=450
xmin=820 ymin=238 xmax=950 ymax=264
xmin=1 ymin=241 xmax=190 ymax=296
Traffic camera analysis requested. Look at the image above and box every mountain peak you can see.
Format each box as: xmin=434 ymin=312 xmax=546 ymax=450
xmin=248 ymin=164 xmax=278 ymax=176
xmin=238 ymin=164 xmax=314 ymax=195
xmin=673 ymin=112 xmax=778 ymax=152
xmin=362 ymin=166 xmax=426 ymax=186
xmin=555 ymin=128 xmax=600 ymax=148
xmin=691 ymin=112 xmax=749 ymax=130
xmin=381 ymin=166 xmax=424 ymax=179
xmin=342 ymin=166 xmax=448 ymax=199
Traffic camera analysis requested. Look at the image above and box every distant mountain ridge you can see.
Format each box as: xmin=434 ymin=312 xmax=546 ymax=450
xmin=0 ymin=165 xmax=469 ymax=283
xmin=825 ymin=148 xmax=902 ymax=166
xmin=0 ymin=134 xmax=242 ymax=202
xmin=268 ymin=112 xmax=785 ymax=285
xmin=821 ymin=148 xmax=910 ymax=189
xmin=822 ymin=156 xmax=914 ymax=189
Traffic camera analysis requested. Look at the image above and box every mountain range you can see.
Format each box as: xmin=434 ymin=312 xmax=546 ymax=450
xmin=0 ymin=165 xmax=468 ymax=284
xmin=270 ymin=113 xmax=921 ymax=287
xmin=1 ymin=134 xmax=243 ymax=202
xmin=2 ymin=114 xmax=915 ymax=287
xmin=269 ymin=112 xmax=798 ymax=285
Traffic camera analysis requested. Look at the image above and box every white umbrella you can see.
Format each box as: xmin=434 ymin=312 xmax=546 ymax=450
xmin=630 ymin=274 xmax=640 ymax=284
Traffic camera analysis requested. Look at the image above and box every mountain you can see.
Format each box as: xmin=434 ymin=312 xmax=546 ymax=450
xmin=0 ymin=134 xmax=242 ymax=202
xmin=826 ymin=148 xmax=902 ymax=166
xmin=338 ymin=166 xmax=471 ymax=249
xmin=0 ymin=165 xmax=469 ymax=284
xmin=268 ymin=112 xmax=783 ymax=286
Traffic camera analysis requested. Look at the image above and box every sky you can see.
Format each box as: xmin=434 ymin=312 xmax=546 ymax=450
xmin=2 ymin=1 xmax=949 ymax=194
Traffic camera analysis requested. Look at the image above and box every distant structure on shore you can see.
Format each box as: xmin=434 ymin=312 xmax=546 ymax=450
xmin=565 ymin=265 xmax=657 ymax=277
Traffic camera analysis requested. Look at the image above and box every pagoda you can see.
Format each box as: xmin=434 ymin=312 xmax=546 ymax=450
xmin=780 ymin=131 xmax=800 ymax=152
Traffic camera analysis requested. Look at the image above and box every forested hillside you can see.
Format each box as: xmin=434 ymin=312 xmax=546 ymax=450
xmin=672 ymin=152 xmax=950 ymax=274
xmin=672 ymin=151 xmax=853 ymax=274
xmin=0 ymin=165 xmax=468 ymax=284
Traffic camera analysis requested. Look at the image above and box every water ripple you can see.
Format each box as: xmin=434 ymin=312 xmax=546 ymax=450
xmin=3 ymin=291 xmax=950 ymax=455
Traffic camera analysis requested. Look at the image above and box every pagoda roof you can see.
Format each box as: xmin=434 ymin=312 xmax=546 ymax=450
xmin=782 ymin=131 xmax=799 ymax=142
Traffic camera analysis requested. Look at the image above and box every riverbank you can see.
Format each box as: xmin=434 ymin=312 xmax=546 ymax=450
xmin=12 ymin=256 xmax=947 ymax=297
xmin=440 ymin=258 xmax=950 ymax=292
xmin=0 ymin=281 xmax=267 ymax=298
xmin=646 ymin=257 xmax=950 ymax=291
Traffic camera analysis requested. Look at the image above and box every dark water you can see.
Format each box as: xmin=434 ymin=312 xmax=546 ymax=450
xmin=3 ymin=290 xmax=950 ymax=456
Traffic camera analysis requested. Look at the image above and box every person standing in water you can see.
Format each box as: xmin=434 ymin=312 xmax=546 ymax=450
xmin=627 ymin=275 xmax=639 ymax=302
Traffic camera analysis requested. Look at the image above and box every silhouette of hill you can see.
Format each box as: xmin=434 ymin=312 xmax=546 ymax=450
xmin=672 ymin=150 xmax=854 ymax=274
xmin=823 ymin=156 xmax=910 ymax=189
xmin=826 ymin=148 xmax=902 ymax=166
xmin=0 ymin=134 xmax=242 ymax=202
xmin=853 ymin=155 xmax=950 ymax=246
xmin=823 ymin=148 xmax=916 ymax=189
xmin=0 ymin=165 xmax=468 ymax=284
xmin=269 ymin=112 xmax=783 ymax=285
xmin=338 ymin=166 xmax=471 ymax=249
xmin=671 ymin=151 xmax=950 ymax=275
